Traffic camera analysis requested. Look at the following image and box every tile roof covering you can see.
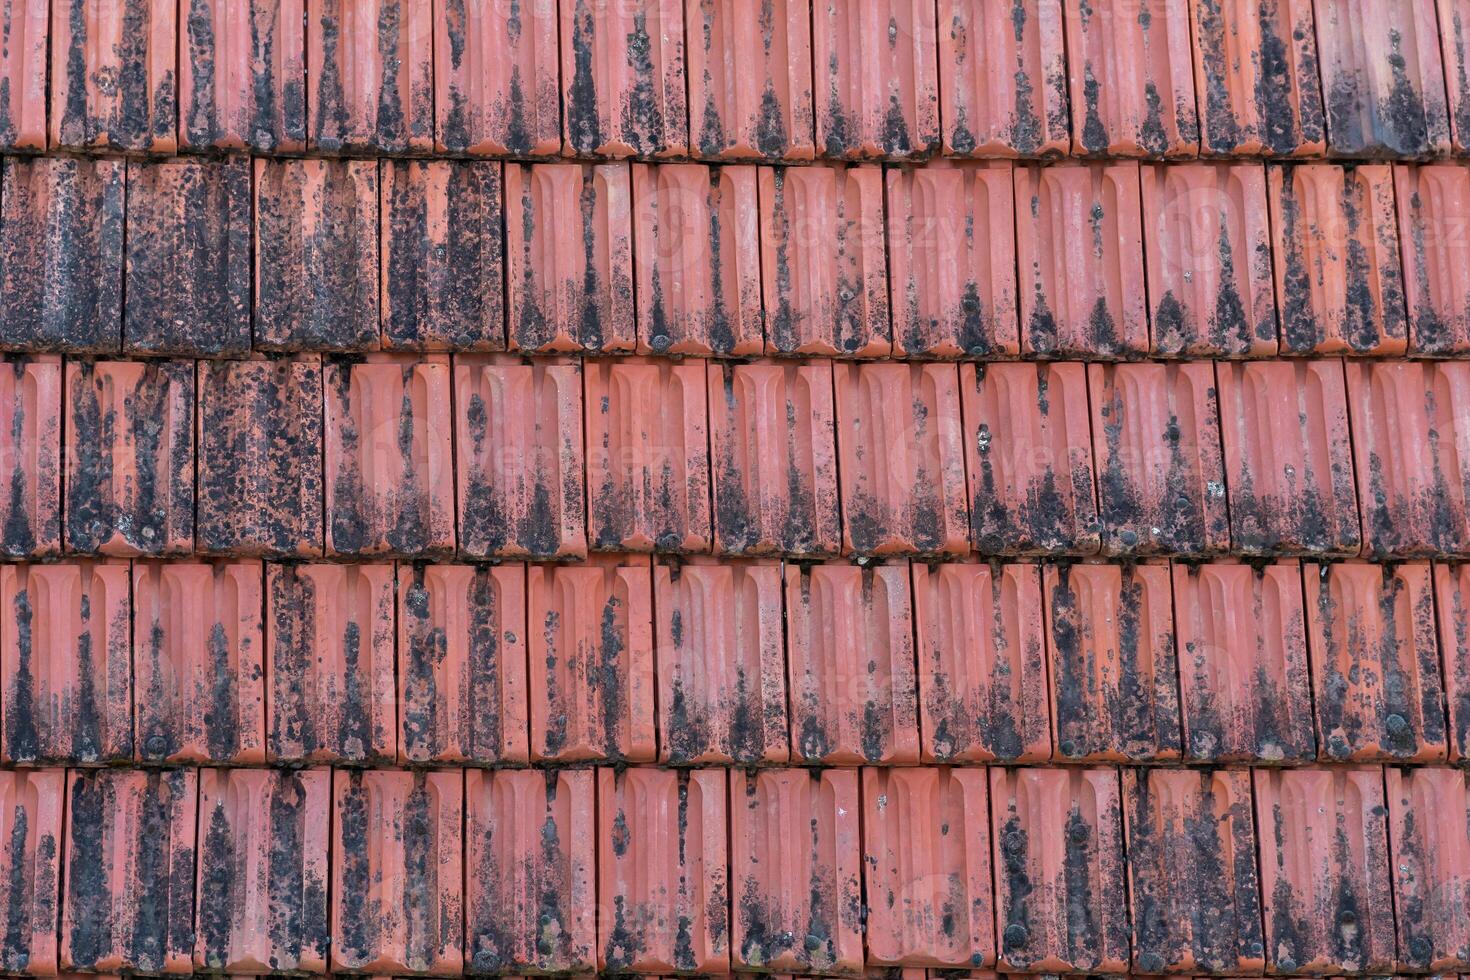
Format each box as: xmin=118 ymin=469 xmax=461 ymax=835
xmin=5 ymin=0 xmax=1470 ymax=976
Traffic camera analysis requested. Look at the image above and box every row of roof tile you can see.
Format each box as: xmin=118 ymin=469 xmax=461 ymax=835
xmin=10 ymin=0 xmax=1470 ymax=161
xmin=11 ymin=155 xmax=1470 ymax=360
xmin=0 ymin=763 xmax=1464 ymax=976
xmin=2 ymin=354 xmax=1465 ymax=561
xmin=1 ymin=556 xmax=1468 ymax=768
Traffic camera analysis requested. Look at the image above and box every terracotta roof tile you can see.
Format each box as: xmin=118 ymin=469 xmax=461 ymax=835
xmin=1045 ymin=561 xmax=1183 ymax=763
xmin=654 ymin=558 xmax=788 ymax=765
xmin=1062 ymin=0 xmax=1198 ymax=158
xmin=708 ymin=359 xmax=841 ymax=558
xmin=330 ymin=768 xmax=463 ymax=975
xmin=1305 ymin=560 xmax=1447 ymax=762
xmin=887 ymin=160 xmax=1019 ymax=358
xmin=0 ymin=356 xmax=60 ymax=558
xmin=465 ymin=768 xmax=596 ymax=974
xmin=179 ymin=0 xmax=307 ymax=153
xmin=527 ymin=556 xmax=656 ymax=763
xmin=1172 ymin=559 xmax=1317 ymax=764
xmin=560 ymin=0 xmax=688 ymax=159
xmin=265 ymin=562 xmax=397 ymax=765
xmin=786 ymin=562 xmax=919 ymax=765
xmin=1394 ymin=162 xmax=1470 ymax=354
xmin=686 ymin=0 xmax=815 ymax=161
xmin=586 ymin=357 xmax=711 ymax=553
xmin=1015 ymin=161 xmax=1148 ymax=358
xmin=194 ymin=767 xmax=330 ymax=974
xmin=990 ymin=766 xmax=1128 ymax=973
xmin=835 ymin=361 xmax=969 ymax=557
xmin=597 ymin=768 xmax=729 ymax=973
xmin=633 ymin=162 xmax=763 ymax=356
xmin=1122 ymin=767 xmax=1264 ymax=974
xmin=308 ymin=0 xmax=433 ymax=155
xmin=50 ymin=0 xmax=177 ymax=153
xmin=0 ymin=157 xmax=124 ymax=355
xmin=729 ymin=767 xmax=863 ymax=974
xmin=912 ymin=560 xmax=1051 ymax=764
xmin=0 ymin=0 xmax=48 ymax=152
xmin=454 ymin=354 xmax=586 ymax=560
xmin=1440 ymin=0 xmax=1470 ymax=152
xmin=1253 ymin=765 xmax=1395 ymax=974
xmin=937 ymin=0 xmax=1070 ymax=158
xmin=1387 ymin=765 xmax=1470 ymax=972
xmin=381 ymin=159 xmax=507 ymax=351
xmin=255 ymin=158 xmax=380 ymax=352
xmin=1435 ymin=561 xmax=1470 ymax=761
xmin=433 ymin=0 xmax=561 ymax=156
xmin=397 ymin=563 xmax=528 ymax=765
xmin=0 ymin=769 xmax=62 ymax=975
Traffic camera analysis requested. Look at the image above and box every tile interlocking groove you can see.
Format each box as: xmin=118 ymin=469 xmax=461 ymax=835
xmin=0 ymin=0 xmax=1467 ymax=975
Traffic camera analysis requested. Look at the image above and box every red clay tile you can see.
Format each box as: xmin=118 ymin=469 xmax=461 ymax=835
xmin=324 ymin=354 xmax=455 ymax=558
xmin=1141 ymin=161 xmax=1278 ymax=357
xmin=308 ymin=0 xmax=432 ymax=154
xmin=812 ymin=0 xmax=939 ymax=159
xmin=527 ymin=556 xmax=656 ymax=763
xmin=886 ymin=160 xmax=1019 ymax=358
xmin=265 ymin=562 xmax=396 ymax=765
xmin=331 ymin=769 xmax=463 ymax=976
xmin=1395 ymin=163 xmax=1470 ymax=354
xmin=0 ymin=157 xmax=124 ymax=355
xmin=381 ymin=159 xmax=506 ymax=351
xmin=1253 ymin=766 xmax=1395 ymax=974
xmin=990 ymin=766 xmax=1128 ymax=973
xmin=398 ymin=563 xmax=529 ymax=765
xmin=0 ymin=562 xmax=131 ymax=766
xmin=179 ymin=0 xmax=307 ymax=152
xmin=1216 ymin=358 xmax=1361 ymax=555
xmin=1315 ymin=0 xmax=1450 ymax=158
xmin=455 ymin=354 xmax=585 ymax=560
xmin=1044 ymin=561 xmax=1182 ymax=762
xmin=124 ymin=158 xmax=251 ymax=357
xmin=633 ymin=162 xmax=763 ymax=356
xmin=434 ymin=0 xmax=560 ymax=156
xmin=1269 ymin=163 xmax=1408 ymax=355
xmin=912 ymin=561 xmax=1050 ymax=764
xmin=1173 ymin=560 xmax=1316 ymax=763
xmin=0 ymin=357 xmax=59 ymax=559
xmin=1088 ymin=361 xmax=1229 ymax=556
xmin=1435 ymin=562 xmax=1470 ymax=761
xmin=1442 ymin=0 xmax=1470 ymax=152
xmin=862 ymin=767 xmax=994 ymax=968
xmin=64 ymin=359 xmax=194 ymax=557
xmin=786 ymin=562 xmax=919 ymax=765
xmin=0 ymin=0 xmax=47 ymax=151
xmin=194 ymin=768 xmax=330 ymax=974
xmin=465 ymin=768 xmax=596 ymax=974
xmin=505 ymin=161 xmax=635 ymax=353
xmin=1063 ymin=0 xmax=1198 ymax=157
xmin=759 ymin=163 xmax=890 ymax=356
xmin=197 ymin=356 xmax=324 ymax=558
xmin=0 ymin=770 xmax=62 ymax=975
xmin=254 ymin=159 xmax=379 ymax=352
xmin=585 ymin=357 xmax=711 ymax=553
xmin=1123 ymin=767 xmax=1264 ymax=974
xmin=61 ymin=768 xmax=197 ymax=974
xmin=1347 ymin=361 xmax=1470 ymax=558
xmin=686 ymin=0 xmax=815 ymax=160
xmin=654 ymin=558 xmax=788 ymax=765
xmin=560 ymin=0 xmax=688 ymax=158
xmin=1014 ymin=161 xmax=1149 ymax=358
xmin=50 ymin=0 xmax=177 ymax=152
xmin=1387 ymin=766 xmax=1470 ymax=972
xmin=834 ymin=362 xmax=969 ymax=556
xmin=1305 ymin=560 xmax=1447 ymax=762
xmin=1189 ymin=0 xmax=1326 ymax=156
xmin=132 ymin=561 xmax=265 ymax=765
xmin=961 ymin=361 xmax=1100 ymax=556
xmin=707 ymin=359 xmax=840 ymax=558
xmin=729 ymin=768 xmax=863 ymax=974
xmin=937 ymin=0 xmax=1069 ymax=158
xmin=597 ymin=768 xmax=728 ymax=973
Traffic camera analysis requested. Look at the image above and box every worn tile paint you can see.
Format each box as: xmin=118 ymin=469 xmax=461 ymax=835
xmin=179 ymin=0 xmax=307 ymax=152
xmin=50 ymin=0 xmax=177 ymax=152
xmin=0 ymin=357 xmax=59 ymax=559
xmin=308 ymin=0 xmax=433 ymax=154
